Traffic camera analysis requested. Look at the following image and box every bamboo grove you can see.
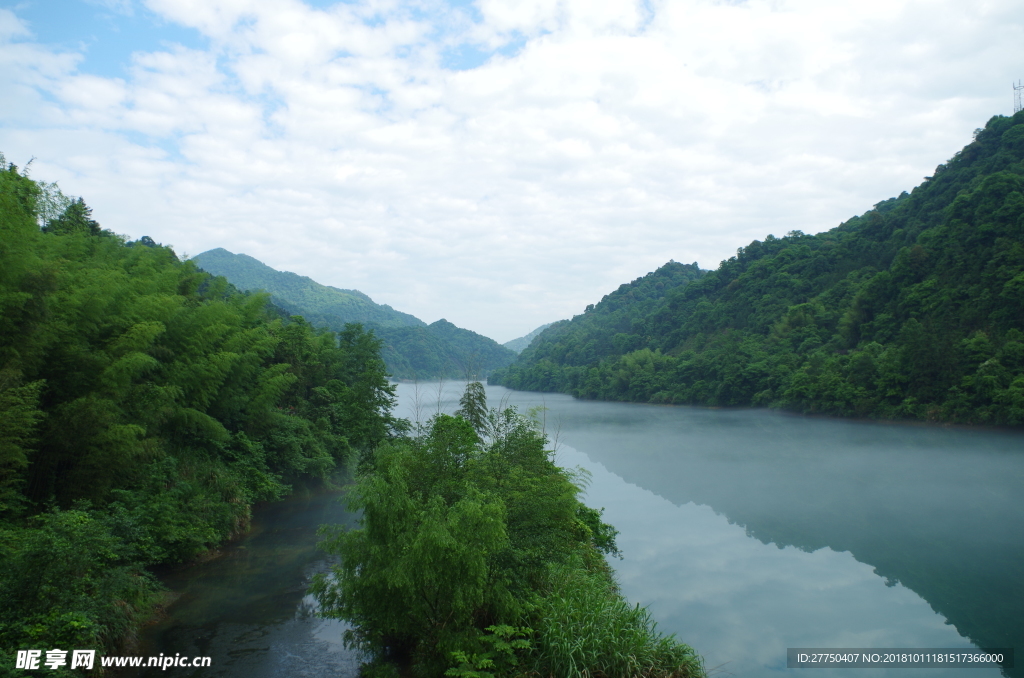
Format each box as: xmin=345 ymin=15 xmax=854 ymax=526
xmin=0 ymin=157 xmax=400 ymax=671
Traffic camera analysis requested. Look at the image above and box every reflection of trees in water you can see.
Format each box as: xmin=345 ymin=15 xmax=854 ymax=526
xmin=295 ymin=594 xmax=320 ymax=620
xmin=563 ymin=416 xmax=1024 ymax=678
xmin=131 ymin=491 xmax=361 ymax=677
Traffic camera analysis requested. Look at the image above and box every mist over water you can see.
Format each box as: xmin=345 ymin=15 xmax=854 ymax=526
xmin=398 ymin=381 xmax=1021 ymax=678
xmin=134 ymin=380 xmax=1022 ymax=677
xmin=128 ymin=490 xmax=364 ymax=677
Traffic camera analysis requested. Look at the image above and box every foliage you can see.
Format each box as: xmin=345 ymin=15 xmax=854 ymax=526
xmin=494 ymin=112 xmax=1024 ymax=425
xmin=0 ymin=508 xmax=161 ymax=662
xmin=445 ymin=625 xmax=532 ymax=678
xmin=0 ymin=158 xmax=400 ymax=670
xmin=456 ymin=381 xmax=489 ymax=438
xmin=41 ymin=197 xmax=102 ymax=236
xmin=312 ymin=383 xmax=702 ymax=678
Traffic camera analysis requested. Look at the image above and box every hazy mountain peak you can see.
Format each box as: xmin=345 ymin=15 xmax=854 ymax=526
xmin=504 ymin=323 xmax=555 ymax=354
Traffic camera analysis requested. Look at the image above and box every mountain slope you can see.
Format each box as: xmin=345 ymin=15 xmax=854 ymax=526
xmin=504 ymin=323 xmax=555 ymax=354
xmin=376 ymin=320 xmax=518 ymax=380
xmin=192 ymin=248 xmax=516 ymax=379
xmin=192 ymin=248 xmax=423 ymax=329
xmin=493 ymin=112 xmax=1024 ymax=425
xmin=506 ymin=261 xmax=706 ymax=370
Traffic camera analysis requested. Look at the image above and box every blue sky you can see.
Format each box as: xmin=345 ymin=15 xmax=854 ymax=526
xmin=10 ymin=1 xmax=204 ymax=76
xmin=2 ymin=0 xmax=1022 ymax=342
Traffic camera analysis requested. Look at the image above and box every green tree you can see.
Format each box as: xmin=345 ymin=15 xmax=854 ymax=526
xmin=0 ymin=375 xmax=43 ymax=516
xmin=455 ymin=381 xmax=489 ymax=439
xmin=42 ymin=197 xmax=102 ymax=236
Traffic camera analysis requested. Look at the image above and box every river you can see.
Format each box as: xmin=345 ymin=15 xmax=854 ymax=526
xmin=132 ymin=381 xmax=1023 ymax=677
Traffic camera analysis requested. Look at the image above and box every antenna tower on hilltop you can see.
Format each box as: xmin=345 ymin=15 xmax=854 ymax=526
xmin=1015 ymin=80 xmax=1024 ymax=114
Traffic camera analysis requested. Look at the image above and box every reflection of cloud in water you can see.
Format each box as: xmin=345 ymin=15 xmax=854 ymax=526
xmin=548 ymin=444 xmax=1003 ymax=678
xmin=415 ymin=382 xmax=1020 ymax=678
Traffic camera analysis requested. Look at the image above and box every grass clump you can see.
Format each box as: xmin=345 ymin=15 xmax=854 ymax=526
xmin=531 ymin=561 xmax=703 ymax=678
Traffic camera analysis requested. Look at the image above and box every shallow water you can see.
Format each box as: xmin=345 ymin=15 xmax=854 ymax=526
xmin=128 ymin=488 xmax=363 ymax=677
xmin=135 ymin=381 xmax=1023 ymax=677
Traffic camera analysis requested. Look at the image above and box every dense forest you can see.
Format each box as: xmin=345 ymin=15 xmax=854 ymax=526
xmin=193 ymin=249 xmax=517 ymax=380
xmin=0 ymin=157 xmax=400 ymax=674
xmin=493 ymin=112 xmax=1024 ymax=426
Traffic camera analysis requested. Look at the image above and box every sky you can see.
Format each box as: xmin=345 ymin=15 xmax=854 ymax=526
xmin=1 ymin=0 xmax=1022 ymax=343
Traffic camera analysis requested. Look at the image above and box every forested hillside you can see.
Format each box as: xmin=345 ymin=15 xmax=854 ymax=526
xmin=500 ymin=261 xmax=706 ymax=370
xmin=192 ymin=248 xmax=424 ymax=329
xmin=376 ymin=320 xmax=518 ymax=380
xmin=493 ymin=112 xmax=1024 ymax=426
xmin=192 ymin=248 xmax=517 ymax=380
xmin=0 ymin=158 xmax=399 ymax=670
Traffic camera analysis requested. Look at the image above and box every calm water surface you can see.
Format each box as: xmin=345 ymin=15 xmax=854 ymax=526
xmin=136 ymin=381 xmax=1024 ymax=677
xmin=129 ymin=489 xmax=363 ymax=677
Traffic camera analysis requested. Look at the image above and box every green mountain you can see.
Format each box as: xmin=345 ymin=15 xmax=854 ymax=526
xmin=191 ymin=248 xmax=423 ymax=329
xmin=376 ymin=320 xmax=518 ymax=380
xmin=493 ymin=112 xmax=1024 ymax=426
xmin=504 ymin=323 xmax=555 ymax=354
xmin=498 ymin=261 xmax=706 ymax=368
xmin=191 ymin=248 xmax=516 ymax=380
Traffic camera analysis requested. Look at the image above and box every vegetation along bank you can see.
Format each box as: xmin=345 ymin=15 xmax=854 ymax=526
xmin=0 ymin=156 xmax=400 ymax=675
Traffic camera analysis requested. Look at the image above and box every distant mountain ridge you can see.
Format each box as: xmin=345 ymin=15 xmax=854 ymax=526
xmin=191 ymin=249 xmax=516 ymax=380
xmin=504 ymin=323 xmax=555 ymax=354
xmin=192 ymin=248 xmax=423 ymax=329
xmin=379 ymin=319 xmax=520 ymax=380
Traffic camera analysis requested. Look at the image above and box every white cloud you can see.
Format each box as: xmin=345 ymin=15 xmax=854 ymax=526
xmin=0 ymin=8 xmax=30 ymax=41
xmin=1 ymin=0 xmax=1021 ymax=342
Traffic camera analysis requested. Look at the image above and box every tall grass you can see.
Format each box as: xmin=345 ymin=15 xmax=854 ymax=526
xmin=530 ymin=561 xmax=704 ymax=678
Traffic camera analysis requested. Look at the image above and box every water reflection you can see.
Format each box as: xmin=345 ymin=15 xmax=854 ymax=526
xmin=134 ymin=381 xmax=1021 ymax=678
xmin=393 ymin=382 xmax=1020 ymax=678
